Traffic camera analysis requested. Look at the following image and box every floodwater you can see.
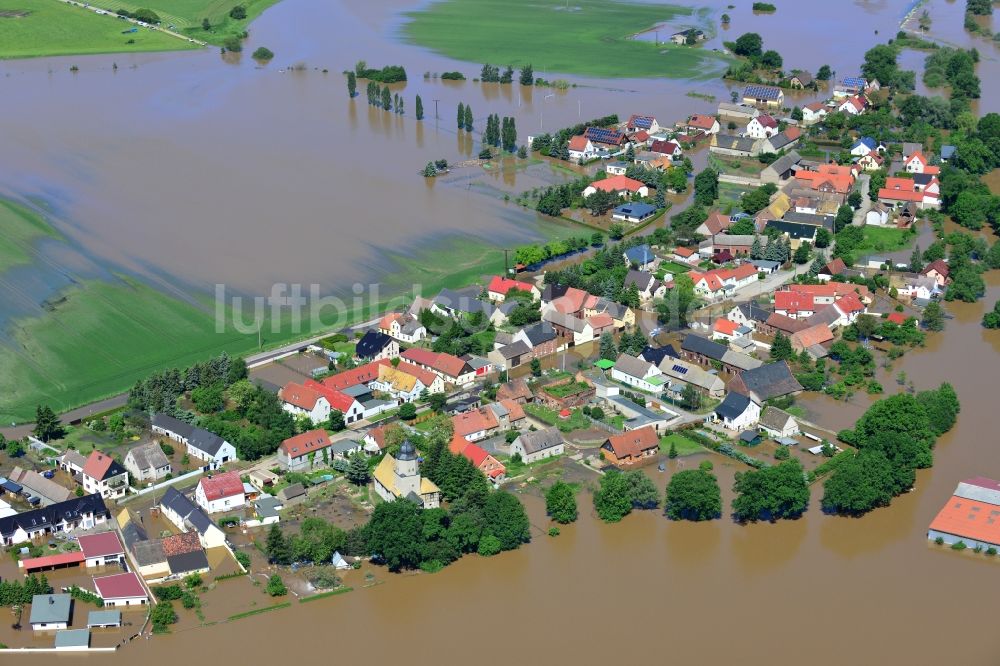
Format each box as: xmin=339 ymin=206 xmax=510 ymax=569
xmin=3 ymin=0 xmax=1000 ymax=662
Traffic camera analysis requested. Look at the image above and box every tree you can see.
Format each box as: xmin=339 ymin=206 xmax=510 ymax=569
xmin=817 ymin=64 xmax=832 ymax=80
xmin=680 ymin=383 xmax=701 ymax=410
xmin=398 ymin=402 xmax=418 ymax=421
xmin=381 ymin=86 xmax=391 ymax=111
xmin=328 ymin=409 xmax=345 ymax=432
xmin=464 ymin=104 xmax=473 ymax=132
xmin=428 ymin=392 xmax=447 ymax=412
xmin=721 ymin=13 xmax=730 ymax=24
xmin=664 ymin=469 xmax=721 ymax=521
xmin=519 ymin=64 xmax=534 ymax=86
xmin=482 ymin=491 xmax=531 ymax=551
xmin=477 ymin=534 xmax=502 ymax=557
xmin=33 ymin=405 xmax=63 ymax=442
xmin=266 ymin=524 xmax=292 ymax=565
xmin=229 ymin=5 xmax=247 ymax=19
xmin=750 ymin=235 xmax=764 ymax=260
xmin=367 ymin=499 xmax=425 ymax=571
xmin=132 ymin=8 xmax=160 ymax=23
xmin=732 ymin=32 xmax=763 ymax=58
xmin=693 ymin=168 xmax=719 ymax=206
xmin=599 ymin=331 xmax=617 ymax=360
xmin=909 ymin=246 xmax=924 ymax=273
xmin=546 ymin=482 xmax=577 ymax=524
xmin=266 ymin=574 xmax=288 ymax=597
xmin=855 ymin=313 xmax=878 ymax=339
xmin=983 ymin=301 xmax=1000 ymax=329
xmin=835 ymin=205 xmax=854 ymax=233
xmin=347 ymin=71 xmax=357 ymax=98
xmin=530 ymin=357 xmax=542 ymax=377
xmin=608 ymin=222 xmax=625 ymax=240
xmin=593 ymin=470 xmax=632 ymax=522
xmin=457 ymin=102 xmax=465 ymax=130
xmin=815 ymin=227 xmax=831 ymax=249
xmin=624 ymin=470 xmax=660 ymax=509
xmin=793 ymin=241 xmax=812 ymax=265
xmin=415 ymin=94 xmax=424 ymax=120
xmin=922 ymin=301 xmax=945 ymax=331
xmin=861 ymin=44 xmax=901 ymax=89
xmin=202 ymin=17 xmax=211 ymax=30
xmin=346 ymin=453 xmax=371 ymax=486
xmin=731 ymin=459 xmax=810 ymax=522
xmin=191 ymin=382 xmax=224 ymax=413
xmin=252 ymin=47 xmax=274 ymax=61
xmin=848 ymin=191 xmax=862 ymax=209
xmin=150 ymin=600 xmax=177 ymax=632
xmin=821 ymin=449 xmax=896 ymax=515
xmin=770 ymin=332 xmax=793 ymax=361
xmin=5 ymin=437 xmax=25 ymax=458
xmin=760 ymin=49 xmax=783 ymax=69
xmin=668 ymin=441 xmax=677 ymax=459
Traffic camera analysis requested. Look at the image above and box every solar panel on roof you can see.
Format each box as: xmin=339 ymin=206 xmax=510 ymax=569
xmin=672 ymin=365 xmax=688 ymax=375
xmin=585 ymin=127 xmax=624 ymax=144
xmin=743 ymin=84 xmax=781 ymax=100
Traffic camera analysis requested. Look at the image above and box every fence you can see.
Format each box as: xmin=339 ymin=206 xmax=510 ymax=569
xmin=123 ymin=467 xmax=205 ymax=502
xmin=584 ymin=415 xmax=622 ymax=435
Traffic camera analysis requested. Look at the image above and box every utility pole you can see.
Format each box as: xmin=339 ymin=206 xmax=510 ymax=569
xmin=433 ymin=99 xmax=440 ymax=119
xmin=578 ymin=99 xmax=581 ymax=118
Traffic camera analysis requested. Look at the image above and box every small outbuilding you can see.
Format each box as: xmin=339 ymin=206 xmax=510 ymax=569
xmin=54 ymin=628 xmax=90 ymax=651
xmin=87 ymin=609 xmax=122 ymax=628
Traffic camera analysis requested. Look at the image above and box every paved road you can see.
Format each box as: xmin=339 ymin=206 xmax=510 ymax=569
xmin=852 ymin=174 xmax=872 ymax=226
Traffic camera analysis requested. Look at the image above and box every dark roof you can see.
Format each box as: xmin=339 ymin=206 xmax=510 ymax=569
xmin=0 ymin=494 xmax=109 ymax=540
xmin=120 ymin=520 xmax=147 ymax=552
xmin=782 ymin=212 xmax=834 ymax=231
xmin=714 ymin=134 xmax=758 ymax=152
xmin=639 ymin=344 xmax=679 ymax=365
xmin=738 ymin=302 xmax=772 ymax=323
xmin=186 ymin=428 xmax=227 ymax=457
xmin=681 ymin=334 xmax=727 ymax=361
xmin=521 ymin=322 xmax=556 ymax=347
xmin=167 ymin=550 xmax=210 ymax=575
xmin=541 ymin=283 xmax=570 ymax=303
xmin=624 ymin=244 xmax=654 ymax=265
xmin=435 ymin=287 xmax=492 ymax=316
xmin=160 ymin=487 xmax=214 ymax=536
xmin=497 ymin=340 xmax=531 ymax=360
xmin=515 ymin=428 xmax=564 ymax=455
xmin=614 ymin=203 xmax=656 ymax=218
xmin=765 ymin=219 xmax=818 ymax=240
xmin=132 ymin=539 xmax=167 ymax=567
xmin=716 ymin=392 xmax=753 ymax=420
xmin=736 ymin=362 xmax=803 ymax=401
xmin=624 ymin=269 xmax=655 ymax=292
xmin=151 ymin=414 xmax=194 ymax=439
xmin=912 ymin=173 xmax=935 ymax=186
xmin=744 ymin=84 xmax=782 ymax=100
xmin=355 ymin=330 xmax=395 ymax=359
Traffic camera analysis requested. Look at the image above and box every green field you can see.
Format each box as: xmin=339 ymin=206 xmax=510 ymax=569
xmin=0 ymin=199 xmax=61 ymax=270
xmin=659 ymin=432 xmax=707 ymax=457
xmin=856 ymin=226 xmax=913 ymax=253
xmin=402 ymin=0 xmax=729 ymax=80
xmin=0 ymin=0 xmax=197 ymax=58
xmin=81 ymin=0 xmax=281 ymax=45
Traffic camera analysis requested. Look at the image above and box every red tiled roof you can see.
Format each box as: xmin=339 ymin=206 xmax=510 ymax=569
xmin=804 ymin=102 xmax=826 ymax=112
xmin=790 ymin=324 xmax=834 ymax=349
xmin=717 ymin=263 xmax=759 ymax=281
xmin=922 ymin=259 xmax=950 ymax=278
xmin=461 ymin=443 xmax=491 ymax=468
xmin=784 ymin=126 xmax=802 ymax=140
xmin=280 ymin=382 xmax=324 ymax=410
xmin=488 ymin=276 xmax=535 ymax=296
xmin=690 ymin=270 xmax=724 ymax=292
xmin=499 ymin=398 xmax=526 ymax=422
xmin=83 ymin=451 xmax=116 ymax=481
xmin=161 ymin=531 xmax=202 ymax=556
xmin=886 ymin=312 xmax=906 ymax=325
xmin=755 ymin=114 xmax=778 ymax=128
xmin=589 ymin=175 xmax=645 ymax=194
xmin=304 ymin=379 xmax=357 ymax=413
xmin=323 ymin=362 xmax=381 ymax=391
xmin=378 ymin=312 xmax=402 ymax=331
xmin=77 ymin=531 xmax=124 ymax=559
xmin=20 ymin=551 xmax=85 ymax=571
xmin=448 ymin=433 xmax=470 ymax=455
xmin=775 ymin=291 xmax=814 ymax=314
xmin=633 ymin=130 xmax=649 ymax=142
xmin=688 ymin=114 xmax=717 ymax=130
xmin=588 ymin=313 xmax=614 ymax=330
xmin=400 ymin=348 xmax=467 ymax=380
xmin=366 ymin=424 xmax=401 ymax=451
xmin=822 ymin=258 xmax=847 ymax=275
xmin=714 ymin=318 xmax=739 ymax=336
xmin=199 ymin=471 xmax=244 ymax=502
xmin=674 ymin=246 xmax=696 ymax=257
xmin=651 ymin=139 xmax=680 ymax=155
xmin=788 ymin=282 xmax=871 ymax=302
xmin=605 ymin=426 xmax=659 ymax=458
xmin=93 ymin=572 xmax=146 ymax=600
xmin=452 ymin=409 xmax=499 ymax=438
xmin=834 ymin=292 xmax=864 ymax=314
xmin=280 ymin=429 xmax=331 ymax=458
xmin=929 ymin=495 xmax=1000 ymax=545
xmin=568 ymin=135 xmax=589 ymax=151
xmin=552 ymin=287 xmax=589 ymax=314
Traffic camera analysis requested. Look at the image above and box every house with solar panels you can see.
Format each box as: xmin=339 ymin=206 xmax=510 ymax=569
xmin=626 ymin=114 xmax=661 ymax=135
xmin=742 ymin=84 xmax=784 ymax=108
xmin=835 ymin=76 xmax=868 ymax=97
xmin=583 ymin=126 xmax=627 ymax=150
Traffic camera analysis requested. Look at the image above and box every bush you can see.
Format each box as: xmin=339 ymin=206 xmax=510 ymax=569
xmin=774 ymin=446 xmax=790 ymax=460
xmin=160 ymin=442 xmax=175 ymax=456
xmin=934 ymin=536 xmax=944 ymax=544
xmin=223 ymin=36 xmax=242 ymax=53
xmin=229 ymin=5 xmax=247 ymax=19
xmin=548 ymin=527 xmax=560 ymax=537
xmin=440 ymin=71 xmax=465 ymax=80
xmin=234 ymin=550 xmax=251 ymax=568
xmin=951 ymin=541 xmax=967 ymax=550
xmin=252 ymin=47 xmax=274 ymax=61
xmin=477 ymin=534 xmax=502 ymax=557
xmin=266 ymin=574 xmax=288 ymax=597
xmin=181 ymin=591 xmax=197 ymax=609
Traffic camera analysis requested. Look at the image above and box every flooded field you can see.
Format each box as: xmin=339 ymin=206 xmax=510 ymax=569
xmin=2 ymin=0 xmax=1000 ymax=661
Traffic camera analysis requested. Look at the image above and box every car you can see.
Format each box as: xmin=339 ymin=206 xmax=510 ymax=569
xmin=42 ymin=470 xmax=55 ymax=479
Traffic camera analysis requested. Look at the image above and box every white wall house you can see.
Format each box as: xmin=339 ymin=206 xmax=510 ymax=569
xmin=195 ymin=471 xmax=246 ymax=515
xmin=715 ymin=393 xmax=761 ymax=431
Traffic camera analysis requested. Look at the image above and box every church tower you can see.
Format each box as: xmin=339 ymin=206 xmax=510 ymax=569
xmin=394 ymin=439 xmax=421 ymax=498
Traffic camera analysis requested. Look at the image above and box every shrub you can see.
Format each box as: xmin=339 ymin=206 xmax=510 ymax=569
xmin=548 ymin=527 xmax=560 ymax=537
xmin=934 ymin=536 xmax=944 ymax=545
xmin=477 ymin=534 xmax=502 ymax=557
xmin=951 ymin=541 xmax=967 ymax=550
xmin=266 ymin=574 xmax=288 ymax=597
xmin=252 ymin=47 xmax=274 ymax=61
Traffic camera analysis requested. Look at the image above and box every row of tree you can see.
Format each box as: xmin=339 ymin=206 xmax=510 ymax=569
xmin=483 ymin=114 xmax=518 ymax=152
xmin=479 ymin=63 xmax=534 ymax=86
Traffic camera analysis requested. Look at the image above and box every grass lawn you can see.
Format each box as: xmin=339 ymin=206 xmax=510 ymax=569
xmin=80 ymin=0 xmax=281 ymax=45
xmin=524 ymin=404 xmax=591 ymax=433
xmin=401 ymin=0 xmax=730 ymax=80
xmin=0 ymin=0 xmax=198 ymax=58
xmin=657 ymin=260 xmax=694 ymax=276
xmin=659 ymin=432 xmax=707 ymax=456
xmin=0 ymin=199 xmax=60 ymax=271
xmin=716 ymin=181 xmax=748 ymax=204
xmin=856 ymin=226 xmax=913 ymax=254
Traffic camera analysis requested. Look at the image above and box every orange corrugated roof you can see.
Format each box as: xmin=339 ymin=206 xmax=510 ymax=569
xmin=590 ymin=175 xmax=645 ymax=193
xmin=714 ymin=318 xmax=739 ymax=335
xmin=929 ymin=495 xmax=1000 ymax=544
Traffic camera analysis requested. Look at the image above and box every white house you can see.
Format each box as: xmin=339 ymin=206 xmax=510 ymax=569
xmin=0 ymin=495 xmax=110 ymax=547
xmin=81 ymin=452 xmax=129 ymax=500
xmin=746 ymin=114 xmax=779 ymax=139
xmin=801 ymin=103 xmax=828 ymax=126
xmin=123 ymin=442 xmax=171 ymax=484
xmin=568 ymin=135 xmax=596 ymax=162
xmin=714 ymin=393 xmax=761 ymax=431
xmin=280 ymin=380 xmax=364 ymax=425
xmin=151 ymin=414 xmax=237 ymax=470
xmin=583 ymin=175 xmax=649 ymax=199
xmin=897 ymin=275 xmax=940 ymax=302
xmin=759 ymin=407 xmax=799 ymax=439
xmin=838 ymin=96 xmax=866 ymax=115
xmin=277 ymin=429 xmax=332 ymax=472
xmin=611 ymin=354 xmax=665 ymax=393
xmin=195 ymin=471 xmax=246 ymax=515
xmin=509 ymin=428 xmax=565 ymax=464
xmin=92 ymin=572 xmax=148 ymax=608
xmin=29 ymin=594 xmax=72 ymax=630
xmin=865 ymin=203 xmax=890 ymax=227
xmin=378 ymin=312 xmax=427 ymax=343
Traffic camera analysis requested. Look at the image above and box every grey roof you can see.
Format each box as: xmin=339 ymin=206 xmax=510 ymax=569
xmin=167 ymin=550 xmax=210 ymax=575
xmin=759 ymin=406 xmax=795 ymax=431
xmin=940 ymin=145 xmax=956 ymax=159
xmin=624 ymin=269 xmax=655 ymax=292
xmin=58 ymin=450 xmax=88 ymax=470
xmin=954 ymin=481 xmax=1000 ymax=505
xmin=681 ymin=334 xmax=728 ymax=361
xmin=0 ymin=494 xmax=108 ymax=541
xmin=614 ymin=202 xmax=657 ymax=218
xmin=613 ymin=354 xmax=656 ymax=380
xmin=765 ymin=219 xmax=818 ymax=240
xmin=624 ymin=244 xmax=654 ymax=265
xmin=805 ymin=304 xmax=842 ymax=328
xmin=151 ymin=413 xmax=194 ymax=439
xmin=543 ymin=309 xmax=588 ymax=333
xmin=87 ymin=610 xmax=121 ymax=627
xmin=399 ymin=317 xmax=425 ymax=335
xmin=750 ymin=260 xmax=781 ymax=271
xmin=639 ymin=344 xmax=679 ymax=365
xmin=738 ymin=301 xmax=773 ymax=323
xmin=514 ymin=427 xmax=564 ymax=455
xmin=713 ymin=134 xmax=759 ymax=153
xmin=718 ymin=102 xmax=759 ymax=117
xmin=521 ymin=322 xmax=556 ymax=346
xmin=782 ymin=212 xmax=834 ymax=230
xmin=186 ymin=428 xmax=228 ymax=457
xmin=29 ymin=594 xmax=72 ymax=625
xmin=762 ymin=150 xmax=801 ymax=177
xmin=132 ymin=539 xmax=167 ymax=567
xmin=737 ymin=362 xmax=803 ymax=401
xmin=9 ymin=467 xmax=73 ymax=504
xmin=541 ymin=283 xmax=570 ymax=303
xmin=126 ymin=442 xmax=170 ymax=472
xmin=329 ymin=439 xmax=361 ymax=456
xmin=54 ymin=629 xmax=90 ymax=648
xmin=435 ymin=287 xmax=492 ymax=316
xmin=716 ymin=392 xmax=753 ymax=420
xmin=278 ymin=483 xmax=306 ymax=501
xmin=712 ymin=234 xmax=757 ymax=246
xmin=356 ymin=330 xmax=395 ymax=359
xmin=605 ymin=396 xmax=676 ymax=429
xmin=342 ymin=384 xmax=371 ymax=398
xmin=120 ymin=520 xmax=148 ymax=552
xmin=590 ymin=297 xmax=628 ymax=320
xmin=658 ymin=358 xmax=725 ymax=393
xmin=766 ymin=131 xmax=798 ymax=152
xmin=255 ymin=495 xmax=282 ymax=520
xmin=161 ymin=487 xmax=215 ymax=537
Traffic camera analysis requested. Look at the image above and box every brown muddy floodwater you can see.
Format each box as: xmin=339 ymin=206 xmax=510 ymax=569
xmin=4 ymin=0 xmax=1000 ymax=662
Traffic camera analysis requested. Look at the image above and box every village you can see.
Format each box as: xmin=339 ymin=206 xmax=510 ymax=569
xmin=2 ymin=10 xmax=999 ymax=655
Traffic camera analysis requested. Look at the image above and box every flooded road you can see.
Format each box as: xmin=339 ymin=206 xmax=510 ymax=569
xmin=3 ymin=0 xmax=1000 ymax=661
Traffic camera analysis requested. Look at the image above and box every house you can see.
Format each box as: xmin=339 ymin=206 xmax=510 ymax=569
xmin=497 ymin=378 xmax=533 ymax=404
xmin=774 ymin=291 xmax=815 ymax=319
xmin=789 ymin=71 xmax=813 ymax=88
xmin=431 ymin=286 xmax=492 ymax=319
xmin=612 ymin=202 xmax=657 ymax=224
xmin=611 ymin=354 xmax=665 ymax=393
xmin=29 ymin=594 xmax=73 ymax=631
xmin=896 ymin=275 xmax=940 ymax=302
xmin=92 ymin=572 xmax=147 ymax=607
xmin=790 ymin=324 xmax=835 ymax=353
xmin=718 ymin=102 xmax=760 ymax=120
xmin=837 ymin=76 xmax=867 ymax=95
xmin=695 ymin=211 xmax=732 ymax=237
xmin=373 ymin=359 xmax=445 ymax=401
xmin=786 ymin=281 xmax=872 ymax=305
xmin=727 ymin=361 xmax=803 ymax=403
xmin=657 ymin=357 xmax=726 ymax=397
xmin=487 ymin=276 xmax=540 ymax=302
xmin=162 ymin=532 xmax=210 ymax=576
xmin=584 ymin=126 xmax=626 ymax=148
xmin=838 ymin=95 xmax=866 ymax=115
xmin=760 ymin=151 xmax=802 ymax=184
xmin=921 ymin=259 xmax=950 ymax=287
xmin=56 ymin=450 xmax=87 ymax=478
xmin=400 ymin=347 xmax=477 ymax=385
xmin=765 ymin=219 xmax=817 ymax=249
xmin=277 ymin=484 xmax=306 ymax=504
xmin=158 ymin=487 xmax=227 ymax=550
xmin=672 ymin=245 xmax=700 ymax=264
xmin=509 ymin=427 xmax=565 ymax=464
xmin=850 ymin=137 xmax=879 ymax=157
xmin=818 ymin=258 xmax=847 ymax=282
xmin=543 ymin=310 xmax=595 ymax=346
xmin=714 ymin=392 xmax=761 ymax=431
xmin=669 ymin=28 xmax=705 ymax=44
xmin=627 ymin=114 xmax=661 ymax=134
xmin=795 ymin=163 xmax=855 ymax=194
xmin=903 ymin=150 xmax=939 ymax=175
xmin=488 ymin=340 xmax=532 ymax=371
xmin=583 ymin=297 xmax=636 ymax=330
xmin=81 ymin=451 xmax=129 ymax=500
xmin=689 ymin=264 xmax=759 ymax=299
xmin=727 ymin=301 xmax=772 ymax=330
xmin=624 ymin=269 xmax=665 ymax=301
xmin=687 ymin=114 xmax=720 ymax=134
xmin=746 ymin=114 xmax=779 ymax=139
xmin=940 ymin=145 xmax=957 ymax=162
xmin=710 ymin=134 xmax=761 ymax=157
xmin=712 ymin=317 xmax=746 ymax=342
xmin=927 ymin=478 xmax=1000 ymax=550
xmin=372 ymin=440 xmax=440 ymax=509
xmin=606 ymin=161 xmax=629 ymax=176
xmin=354 ymin=330 xmax=399 ymax=362
xmin=601 ymin=426 xmax=659 ymax=466
xmin=801 ymin=102 xmax=828 ymax=126
xmin=639 ymin=344 xmax=680 ymax=366
xmin=278 ymin=429 xmax=332 ymax=471
xmin=78 ymin=531 xmax=125 ymax=568
xmin=623 ymin=244 xmax=656 ymax=270
xmin=878 ymin=176 xmax=940 ymax=209
xmin=568 ymin=135 xmax=596 ymax=162
xmin=151 ymin=414 xmax=237 ymax=469
xmin=195 ymin=471 xmax=245 ymax=514
xmin=763 ymin=127 xmax=801 ymax=154
xmin=123 ymin=442 xmax=171 ymax=484
xmin=680 ymin=334 xmax=762 ymax=376
xmin=452 ymin=407 xmax=501 ymax=442
xmin=378 ymin=312 xmax=427 ymax=343
xmin=0 ymin=494 xmax=110 ymax=547
xmin=280 ymin=380 xmax=365 ymax=425
xmin=583 ymin=175 xmax=649 ymax=199
xmin=54 ymin=628 xmax=90 ymax=651
xmin=87 ymin=610 xmax=122 ymax=628
xmin=331 ymin=551 xmax=351 ymax=570
xmin=865 ymin=202 xmax=891 ymax=226
xmin=648 ymin=140 xmax=682 ymax=159
xmin=449 ymin=435 xmax=506 ymax=482
xmin=8 ymin=467 xmax=72 ymax=505
xmin=750 ymin=259 xmax=780 ymax=275
xmin=742 ymin=84 xmax=784 ymax=107
xmin=856 ymin=152 xmax=885 ymax=172
xmin=758 ymin=407 xmax=800 ymax=438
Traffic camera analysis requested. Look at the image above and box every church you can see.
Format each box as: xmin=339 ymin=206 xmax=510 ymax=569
xmin=372 ymin=440 xmax=441 ymax=509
